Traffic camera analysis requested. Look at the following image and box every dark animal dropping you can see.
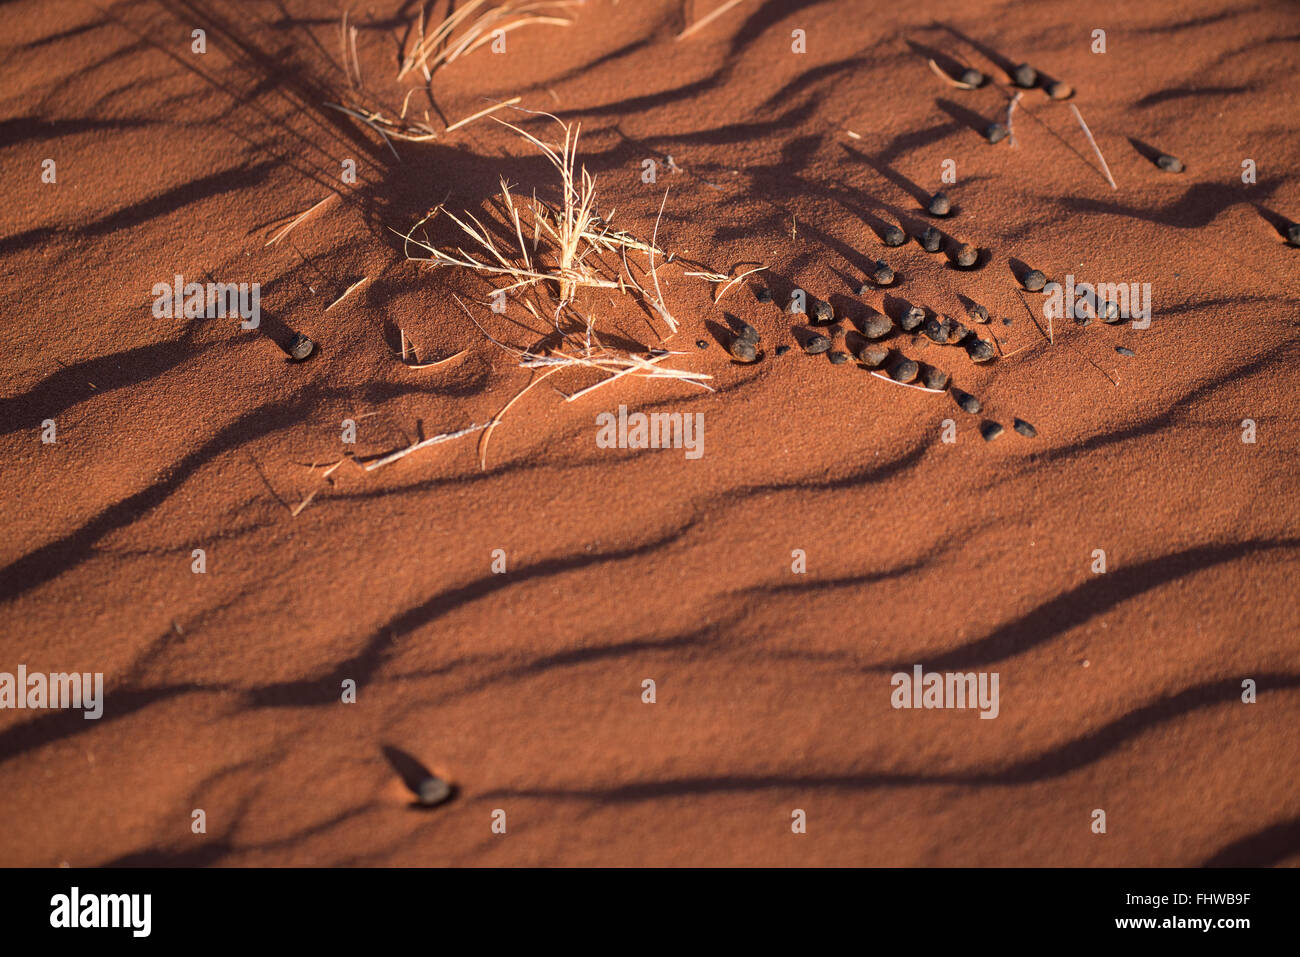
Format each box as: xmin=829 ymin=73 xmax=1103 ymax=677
xmin=954 ymin=244 xmax=978 ymax=268
xmin=922 ymin=367 xmax=950 ymax=391
xmin=1013 ymin=418 xmax=1037 ymax=438
xmin=756 ymin=287 xmax=773 ymax=303
xmin=863 ymin=313 xmax=894 ymax=340
xmin=739 ymin=322 xmax=760 ymax=343
xmin=967 ymin=339 xmax=995 ymax=363
xmin=288 ymin=333 xmax=315 ymax=361
xmin=730 ymin=338 xmax=758 ymax=362
xmin=1046 ymin=80 xmax=1073 ymax=100
xmin=696 ymin=339 xmax=708 ymax=349
xmin=901 ymin=306 xmax=926 ymax=331
xmin=1287 ymin=224 xmax=1300 ymax=246
xmin=858 ymin=344 xmax=890 ymax=368
xmin=804 ymin=334 xmax=831 ymax=355
xmin=811 ymin=300 xmax=834 ymax=324
xmin=1156 ymin=154 xmax=1184 ymax=173
xmin=1022 ymin=269 xmax=1046 ymax=291
xmin=986 ymin=123 xmax=1009 ymax=144
xmin=921 ymin=226 xmax=942 ymax=252
xmin=882 ymin=225 xmax=906 ymax=246
xmin=960 ymin=68 xmax=984 ymax=87
xmin=953 ymin=389 xmax=980 ymax=414
xmin=979 ymin=420 xmax=1004 ymax=442
xmin=416 ymin=776 xmax=452 ymax=807
xmin=969 ymin=303 xmax=989 ymax=323
xmin=1116 ymin=346 xmax=1136 ymax=357
xmin=871 ymin=261 xmax=895 ymax=285
xmin=929 ymin=192 xmax=951 ymax=216
xmin=775 ymin=344 xmax=790 ymax=356
xmin=829 ymin=351 xmax=848 ymax=364
xmin=890 ymin=359 xmax=919 ymax=383
xmin=1013 ymin=63 xmax=1037 ymax=88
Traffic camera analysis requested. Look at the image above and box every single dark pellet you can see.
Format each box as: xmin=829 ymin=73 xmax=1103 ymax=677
xmin=863 ymin=314 xmax=894 ymax=340
xmin=416 ymin=776 xmax=452 ymax=807
xmin=922 ymin=367 xmax=950 ymax=391
xmin=804 ymin=334 xmax=831 ymax=355
xmin=953 ymin=389 xmax=981 ymax=414
xmin=967 ymin=339 xmax=996 ymax=363
xmin=890 ymin=359 xmax=919 ymax=383
xmin=858 ymin=344 xmax=890 ymax=368
xmin=288 ymin=333 xmax=315 ymax=361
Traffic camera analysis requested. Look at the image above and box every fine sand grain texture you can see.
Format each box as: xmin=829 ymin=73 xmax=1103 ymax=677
xmin=1 ymin=0 xmax=1298 ymax=866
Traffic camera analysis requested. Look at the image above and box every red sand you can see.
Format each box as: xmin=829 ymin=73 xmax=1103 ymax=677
xmin=1 ymin=0 xmax=1298 ymax=866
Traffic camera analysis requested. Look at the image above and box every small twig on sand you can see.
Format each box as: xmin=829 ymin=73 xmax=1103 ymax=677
xmin=445 ymin=95 xmax=523 ymax=133
xmin=266 ymin=195 xmax=336 ymax=246
xmin=928 ymin=58 xmax=976 ymax=89
xmin=327 ymin=276 xmax=371 ymax=311
xmin=480 ymin=368 xmax=561 ymax=470
xmin=291 ymin=489 xmax=319 ymax=517
xmin=870 ymin=372 xmax=946 ymax=394
xmin=1007 ymin=91 xmax=1022 ymax=147
xmin=402 ymin=349 xmax=468 ymax=370
xmin=1017 ymin=290 xmax=1053 ymax=345
xmin=1017 ymin=291 xmax=1118 ymax=386
xmin=1069 ymin=104 xmax=1117 ymax=190
xmin=364 ymin=423 xmax=487 ymax=471
xmin=677 ymin=0 xmax=746 ymax=40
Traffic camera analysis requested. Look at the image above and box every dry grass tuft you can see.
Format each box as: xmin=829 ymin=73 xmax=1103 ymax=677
xmin=397 ymin=111 xmax=731 ymax=467
xmin=330 ymin=4 xmax=580 ymax=154
xmin=677 ymin=0 xmax=748 ymax=40
xmin=401 ymin=110 xmax=688 ymax=334
xmin=400 ymin=1 xmax=581 ymax=82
